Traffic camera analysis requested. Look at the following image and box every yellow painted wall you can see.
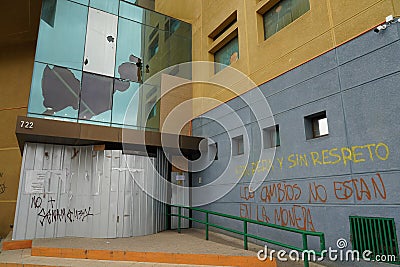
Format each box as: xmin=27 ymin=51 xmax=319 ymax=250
xmin=157 ymin=0 xmax=399 ymax=118
xmin=155 ymin=0 xmax=202 ymax=23
xmin=0 ymin=41 xmax=35 ymax=238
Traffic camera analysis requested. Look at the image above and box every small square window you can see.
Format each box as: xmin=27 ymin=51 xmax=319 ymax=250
xmin=232 ymin=135 xmax=244 ymax=156
xmin=263 ymin=125 xmax=280 ymax=148
xmin=305 ymin=111 xmax=329 ymax=140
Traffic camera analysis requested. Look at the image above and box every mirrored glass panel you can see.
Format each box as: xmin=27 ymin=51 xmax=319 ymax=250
xmin=143 ymin=27 xmax=168 ymax=81
xmin=79 ymin=72 xmax=113 ymax=124
xmin=112 ymin=81 xmax=141 ymax=126
xmin=28 ymin=62 xmax=81 ymax=120
xmin=36 ymin=0 xmax=88 ymax=70
xmin=168 ymin=35 xmax=191 ymax=66
xmin=30 ymin=0 xmax=192 ymax=130
xmin=165 ymin=18 xmax=191 ymax=39
xmin=119 ymin=1 xmax=166 ymax=29
xmin=115 ymin=18 xmax=144 ymax=82
xmin=89 ymin=0 xmax=119 ymax=15
xmin=128 ymin=0 xmax=155 ymax=10
xmin=70 ymin=0 xmax=89 ymax=5
xmin=119 ymin=1 xmax=145 ymax=23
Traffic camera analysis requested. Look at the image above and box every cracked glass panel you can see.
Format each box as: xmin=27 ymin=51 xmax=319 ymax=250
xmin=79 ymin=72 xmax=114 ymax=124
xmin=28 ymin=62 xmax=81 ymax=120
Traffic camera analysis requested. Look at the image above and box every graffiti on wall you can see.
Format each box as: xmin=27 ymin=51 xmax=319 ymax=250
xmin=235 ymin=142 xmax=390 ymax=178
xmin=239 ymin=172 xmax=387 ymax=231
xmin=30 ymin=195 xmax=94 ymax=226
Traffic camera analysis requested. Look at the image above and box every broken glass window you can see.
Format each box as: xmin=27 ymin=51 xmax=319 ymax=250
xmin=79 ymin=72 xmax=114 ymax=123
xmin=28 ymin=62 xmax=81 ymax=120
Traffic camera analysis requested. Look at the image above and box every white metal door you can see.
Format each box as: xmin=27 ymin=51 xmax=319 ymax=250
xmin=13 ymin=143 xmax=167 ymax=240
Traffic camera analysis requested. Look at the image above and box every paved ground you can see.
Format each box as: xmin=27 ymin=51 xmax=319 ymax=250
xmin=32 ymin=229 xmax=261 ymax=256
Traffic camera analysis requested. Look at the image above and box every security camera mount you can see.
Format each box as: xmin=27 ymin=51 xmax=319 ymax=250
xmin=374 ymin=15 xmax=400 ymax=33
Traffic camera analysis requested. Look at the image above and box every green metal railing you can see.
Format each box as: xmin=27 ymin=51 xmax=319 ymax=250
xmin=167 ymin=204 xmax=326 ymax=267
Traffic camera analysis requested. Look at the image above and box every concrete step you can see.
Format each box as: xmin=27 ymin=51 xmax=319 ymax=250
xmin=0 ymin=229 xmax=276 ymax=267
xmin=0 ymin=249 xmax=222 ymax=266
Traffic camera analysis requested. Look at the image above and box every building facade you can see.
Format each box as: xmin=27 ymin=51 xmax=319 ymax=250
xmin=1 ymin=0 xmax=400 ymax=265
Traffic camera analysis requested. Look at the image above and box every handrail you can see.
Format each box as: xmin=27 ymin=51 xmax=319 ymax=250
xmin=167 ymin=204 xmax=326 ymax=267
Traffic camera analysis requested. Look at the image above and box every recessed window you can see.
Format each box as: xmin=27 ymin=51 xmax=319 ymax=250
xmin=232 ymin=135 xmax=244 ymax=156
xmin=214 ymin=37 xmax=239 ymax=73
xmin=208 ymin=11 xmax=237 ymax=41
xmin=263 ymin=125 xmax=280 ymax=148
xmin=263 ymin=0 xmax=310 ymax=40
xmin=209 ymin=142 xmax=218 ymax=161
xmin=304 ymin=111 xmax=329 ymax=140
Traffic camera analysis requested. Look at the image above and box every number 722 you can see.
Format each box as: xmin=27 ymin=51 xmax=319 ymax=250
xmin=20 ymin=120 xmax=34 ymax=129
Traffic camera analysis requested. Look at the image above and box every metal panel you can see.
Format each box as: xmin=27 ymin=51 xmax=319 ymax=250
xmin=350 ymin=216 xmax=399 ymax=263
xmin=13 ymin=143 xmax=167 ymax=240
xmin=171 ymin=172 xmax=189 ymax=229
xmin=83 ymin=8 xmax=118 ymax=77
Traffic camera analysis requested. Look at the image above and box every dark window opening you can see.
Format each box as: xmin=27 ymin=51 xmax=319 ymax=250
xmin=305 ymin=111 xmax=329 ymax=140
xmin=232 ymin=135 xmax=244 ymax=156
xmin=263 ymin=125 xmax=280 ymax=148
xmin=209 ymin=142 xmax=218 ymax=161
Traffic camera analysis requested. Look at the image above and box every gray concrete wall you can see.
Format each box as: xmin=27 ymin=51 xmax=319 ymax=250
xmin=191 ymin=23 xmax=400 ymax=266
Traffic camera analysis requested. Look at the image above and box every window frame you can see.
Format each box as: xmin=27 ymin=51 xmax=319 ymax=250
xmin=213 ymin=34 xmax=239 ymax=73
xmin=232 ymin=135 xmax=244 ymax=156
xmin=304 ymin=111 xmax=329 ymax=140
xmin=263 ymin=124 xmax=280 ymax=149
xmin=258 ymin=0 xmax=310 ymax=41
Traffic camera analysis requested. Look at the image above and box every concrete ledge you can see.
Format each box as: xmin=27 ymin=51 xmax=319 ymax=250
xmin=1 ymin=232 xmax=32 ymax=251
